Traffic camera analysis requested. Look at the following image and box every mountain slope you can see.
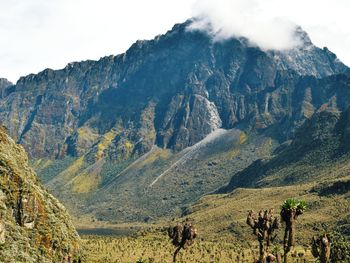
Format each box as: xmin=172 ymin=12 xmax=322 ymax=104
xmin=36 ymin=72 xmax=350 ymax=222
xmin=35 ymin=128 xmax=275 ymax=222
xmin=0 ymin=22 xmax=347 ymax=160
xmin=220 ymin=102 xmax=350 ymax=193
xmin=181 ymin=107 xmax=350 ymax=242
xmin=184 ymin=178 xmax=350 ymax=244
xmin=1 ymin=20 xmax=350 ymax=223
xmin=181 ymin=102 xmax=350 ymax=242
xmin=0 ymin=127 xmax=81 ymax=262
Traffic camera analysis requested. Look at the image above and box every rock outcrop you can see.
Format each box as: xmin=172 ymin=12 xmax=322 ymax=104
xmin=0 ymin=127 xmax=81 ymax=262
xmin=0 ymin=78 xmax=13 ymax=99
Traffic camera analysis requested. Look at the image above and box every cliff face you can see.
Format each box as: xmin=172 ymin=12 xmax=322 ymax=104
xmin=0 ymin=21 xmax=347 ymax=161
xmin=0 ymin=127 xmax=81 ymax=262
xmin=0 ymin=78 xmax=13 ymax=99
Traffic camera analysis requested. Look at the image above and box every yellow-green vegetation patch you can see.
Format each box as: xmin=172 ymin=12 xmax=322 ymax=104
xmin=239 ymin=132 xmax=248 ymax=145
xmin=124 ymin=141 xmax=134 ymax=152
xmin=77 ymin=126 xmax=99 ymax=142
xmin=69 ymin=159 xmax=105 ymax=193
xmin=225 ymin=148 xmax=240 ymax=160
xmin=31 ymin=158 xmax=53 ymax=171
xmin=71 ymin=172 xmax=101 ymax=194
xmin=95 ymin=129 xmax=119 ymax=160
xmin=140 ymin=102 xmax=157 ymax=143
xmin=185 ymin=182 xmax=350 ymax=244
xmin=137 ymin=148 xmax=171 ymax=167
xmin=59 ymin=156 xmax=85 ymax=180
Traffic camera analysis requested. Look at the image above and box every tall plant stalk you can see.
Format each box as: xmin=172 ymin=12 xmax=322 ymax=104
xmin=280 ymin=199 xmax=306 ymax=263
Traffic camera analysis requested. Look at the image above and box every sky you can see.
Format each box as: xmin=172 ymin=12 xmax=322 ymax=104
xmin=1 ymin=0 xmax=350 ymax=83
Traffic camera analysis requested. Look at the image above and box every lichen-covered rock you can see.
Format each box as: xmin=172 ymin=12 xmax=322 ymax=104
xmin=0 ymin=127 xmax=81 ymax=262
xmin=19 ymin=193 xmax=38 ymax=229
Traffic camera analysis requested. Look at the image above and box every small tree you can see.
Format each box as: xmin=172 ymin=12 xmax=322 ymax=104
xmin=246 ymin=209 xmax=280 ymax=262
xmin=311 ymin=234 xmax=331 ymax=263
xmin=280 ymin=199 xmax=306 ymax=263
xmin=168 ymin=222 xmax=197 ymax=263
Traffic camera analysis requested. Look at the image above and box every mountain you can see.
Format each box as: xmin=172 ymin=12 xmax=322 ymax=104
xmin=219 ymin=76 xmax=350 ymax=193
xmin=0 ymin=20 xmax=349 ymax=223
xmin=0 ymin=127 xmax=81 ymax=262
xmin=0 ymin=78 xmax=13 ymax=98
xmin=0 ymin=22 xmax=347 ymax=159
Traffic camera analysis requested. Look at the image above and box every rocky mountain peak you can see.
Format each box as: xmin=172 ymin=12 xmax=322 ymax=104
xmin=0 ymin=78 xmax=13 ymax=98
xmin=0 ymin=78 xmax=12 ymax=86
xmin=293 ymin=26 xmax=313 ymax=47
xmin=0 ymin=21 xmax=348 ymax=161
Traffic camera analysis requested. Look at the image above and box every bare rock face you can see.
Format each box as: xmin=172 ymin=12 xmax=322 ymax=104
xmin=0 ymin=78 xmax=13 ymax=98
xmin=0 ymin=21 xmax=348 ymax=161
xmin=19 ymin=193 xmax=38 ymax=229
xmin=158 ymin=94 xmax=222 ymax=150
xmin=0 ymin=127 xmax=81 ymax=262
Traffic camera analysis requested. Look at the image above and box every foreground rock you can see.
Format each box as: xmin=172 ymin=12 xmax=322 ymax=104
xmin=0 ymin=127 xmax=81 ymax=262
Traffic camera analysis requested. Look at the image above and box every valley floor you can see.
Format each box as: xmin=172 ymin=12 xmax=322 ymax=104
xmin=82 ymin=234 xmax=314 ymax=263
xmin=79 ymin=179 xmax=350 ymax=262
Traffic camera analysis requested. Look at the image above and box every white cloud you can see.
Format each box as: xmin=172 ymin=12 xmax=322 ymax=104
xmin=0 ymin=0 xmax=349 ymax=82
xmin=190 ymin=0 xmax=350 ymax=61
xmin=189 ymin=0 xmax=302 ymax=50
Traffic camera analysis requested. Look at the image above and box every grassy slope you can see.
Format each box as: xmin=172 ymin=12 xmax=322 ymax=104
xmin=186 ymin=180 xmax=350 ymax=243
xmin=80 ymin=176 xmax=349 ymax=263
xmin=34 ymin=129 xmax=276 ymax=222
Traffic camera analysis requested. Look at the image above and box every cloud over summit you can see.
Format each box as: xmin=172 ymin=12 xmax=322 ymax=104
xmin=189 ymin=0 xmax=303 ymax=51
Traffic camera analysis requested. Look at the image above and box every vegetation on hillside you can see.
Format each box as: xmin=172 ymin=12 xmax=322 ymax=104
xmin=0 ymin=127 xmax=82 ymax=262
xmin=79 ymin=174 xmax=349 ymax=262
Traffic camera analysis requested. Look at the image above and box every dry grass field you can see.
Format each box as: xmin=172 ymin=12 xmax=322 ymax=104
xmin=80 ymin=179 xmax=350 ymax=262
xmin=82 ymin=234 xmax=314 ymax=263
